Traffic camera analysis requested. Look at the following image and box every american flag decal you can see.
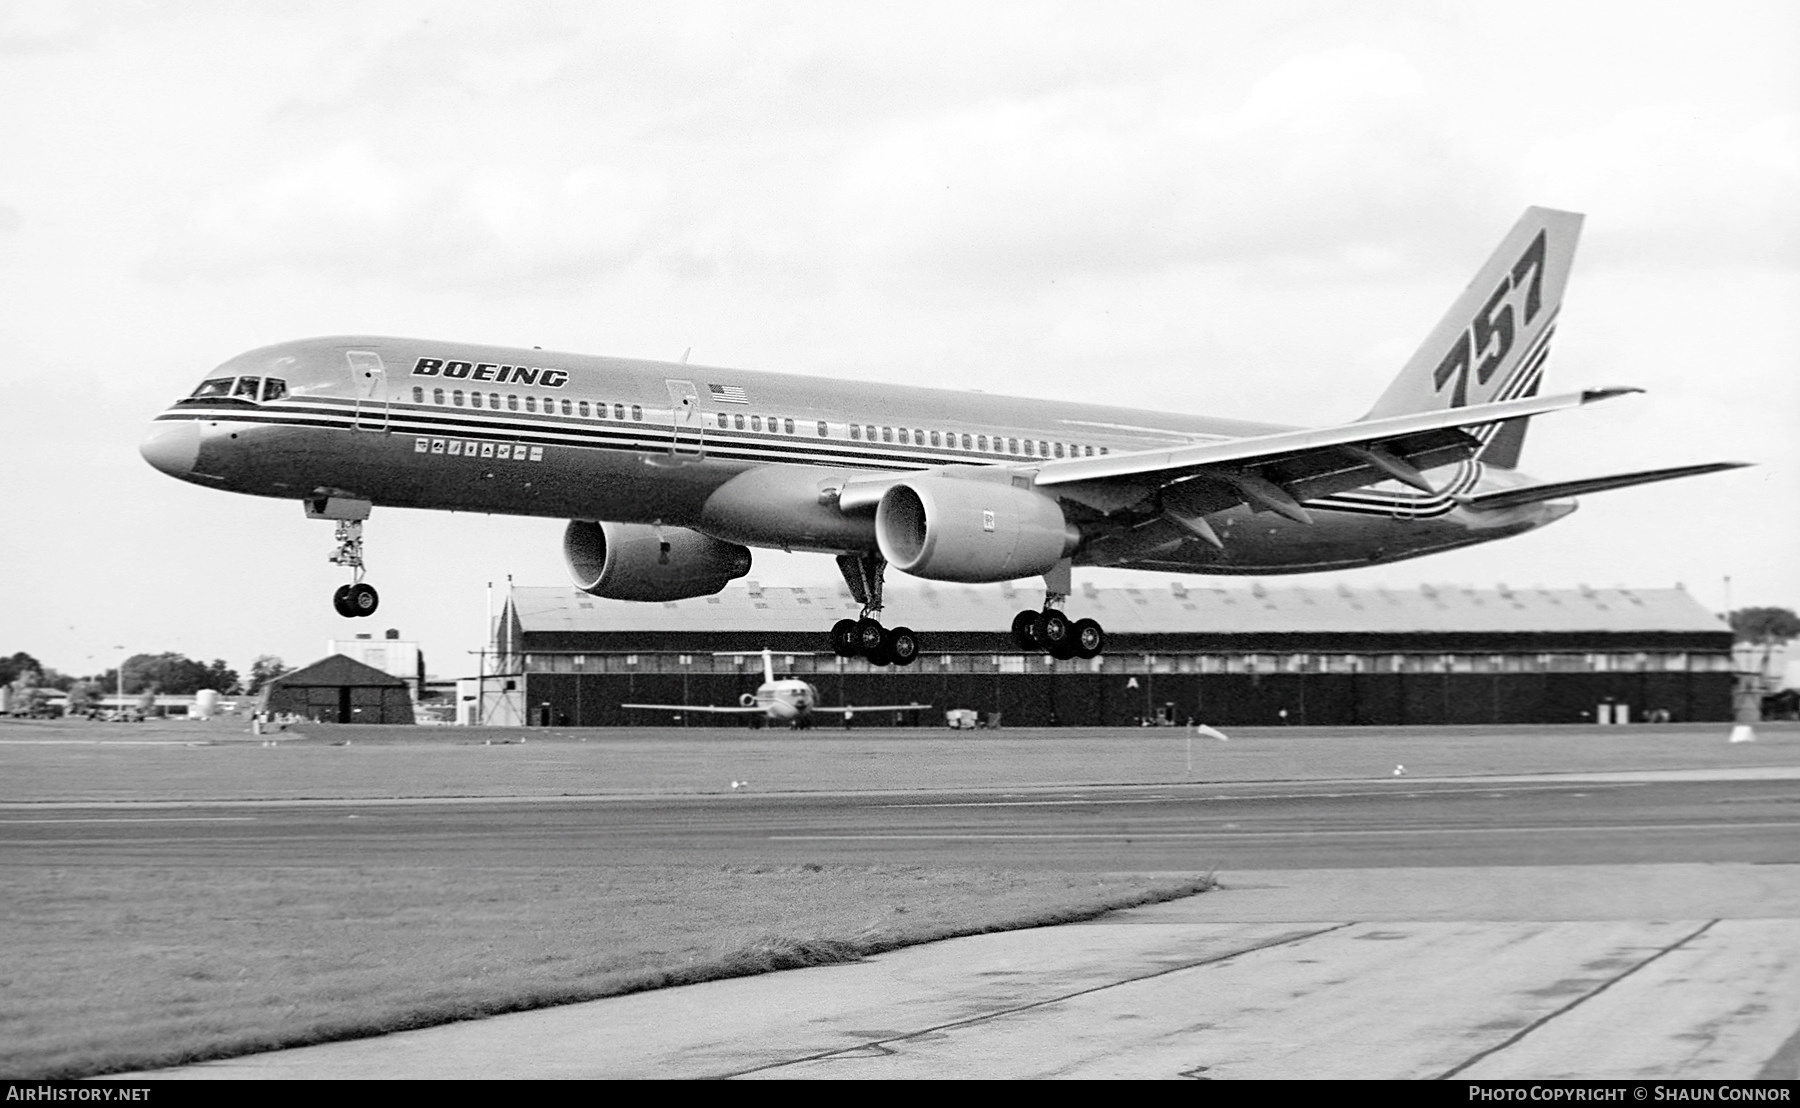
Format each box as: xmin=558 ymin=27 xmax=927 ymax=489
xmin=708 ymin=383 xmax=749 ymax=404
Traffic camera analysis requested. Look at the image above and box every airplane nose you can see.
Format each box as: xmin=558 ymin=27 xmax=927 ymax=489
xmin=140 ymin=420 xmax=200 ymax=478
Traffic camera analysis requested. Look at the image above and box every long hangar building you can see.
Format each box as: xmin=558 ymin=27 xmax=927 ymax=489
xmin=492 ymin=582 xmax=1734 ymax=727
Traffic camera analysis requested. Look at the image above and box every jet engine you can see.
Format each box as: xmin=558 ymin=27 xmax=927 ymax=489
xmin=875 ymin=477 xmax=1078 ymax=583
xmin=563 ymin=521 xmax=752 ymax=602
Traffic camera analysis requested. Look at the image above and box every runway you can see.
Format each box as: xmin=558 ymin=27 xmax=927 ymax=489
xmin=55 ymin=754 xmax=1797 ymax=1078
xmin=12 ymin=774 xmax=1799 ymax=872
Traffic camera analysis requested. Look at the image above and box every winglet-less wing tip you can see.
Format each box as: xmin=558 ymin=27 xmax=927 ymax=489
xmin=1580 ymin=386 xmax=1645 ymax=403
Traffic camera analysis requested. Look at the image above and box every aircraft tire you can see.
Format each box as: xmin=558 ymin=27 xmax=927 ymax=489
xmin=1073 ymin=618 xmax=1105 ymax=659
xmin=887 ymin=626 xmax=920 ymax=666
xmin=856 ymin=618 xmax=885 ymax=655
xmin=1035 ymin=610 xmax=1072 ymax=655
xmin=348 ymin=582 xmax=379 ymax=618
xmin=332 ymin=585 xmax=355 ymax=618
xmin=829 ymin=619 xmax=861 ymax=657
xmin=1011 ymin=609 xmax=1041 ymax=650
xmin=866 ymin=642 xmax=893 ymax=667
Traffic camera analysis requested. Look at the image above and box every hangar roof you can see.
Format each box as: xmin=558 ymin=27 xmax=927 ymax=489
xmin=267 ymin=653 xmax=409 ymax=688
xmin=505 ymin=582 xmax=1726 ymax=637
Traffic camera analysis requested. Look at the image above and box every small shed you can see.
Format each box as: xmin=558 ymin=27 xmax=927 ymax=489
xmin=261 ymin=654 xmax=414 ymax=724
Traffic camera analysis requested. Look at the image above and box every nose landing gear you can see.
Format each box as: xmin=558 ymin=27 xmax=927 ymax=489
xmin=308 ymin=497 xmax=380 ymax=619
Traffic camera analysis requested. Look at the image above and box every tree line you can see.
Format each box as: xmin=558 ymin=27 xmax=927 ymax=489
xmin=3 ymin=651 xmax=290 ymax=713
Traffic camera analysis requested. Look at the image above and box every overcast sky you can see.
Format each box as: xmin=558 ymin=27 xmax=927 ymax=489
xmin=2 ymin=0 xmax=1795 ymax=680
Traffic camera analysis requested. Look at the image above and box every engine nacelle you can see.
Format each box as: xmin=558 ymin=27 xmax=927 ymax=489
xmin=875 ymin=477 xmax=1077 ymax=583
xmin=563 ymin=521 xmax=752 ymax=602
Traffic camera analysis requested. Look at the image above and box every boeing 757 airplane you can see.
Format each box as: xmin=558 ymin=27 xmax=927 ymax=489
xmin=622 ymin=649 xmax=929 ymax=727
xmin=141 ymin=207 xmax=1744 ymax=664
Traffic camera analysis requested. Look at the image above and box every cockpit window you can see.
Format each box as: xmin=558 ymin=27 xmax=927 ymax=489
xmin=190 ymin=377 xmax=236 ymax=399
xmin=261 ymin=378 xmax=287 ymax=401
xmin=233 ymin=377 xmax=262 ymax=399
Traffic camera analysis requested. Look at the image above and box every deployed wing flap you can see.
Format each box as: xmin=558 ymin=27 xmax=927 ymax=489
xmin=1458 ymin=461 xmax=1750 ymax=512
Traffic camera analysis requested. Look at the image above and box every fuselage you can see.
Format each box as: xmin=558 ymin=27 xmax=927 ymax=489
xmin=141 ymin=335 xmax=1569 ymax=575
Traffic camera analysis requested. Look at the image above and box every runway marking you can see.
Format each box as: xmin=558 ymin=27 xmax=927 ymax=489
xmin=0 ymin=817 xmax=258 ymax=824
xmin=773 ymin=820 xmax=1800 ymax=841
xmin=882 ymin=783 xmax=1643 ymax=808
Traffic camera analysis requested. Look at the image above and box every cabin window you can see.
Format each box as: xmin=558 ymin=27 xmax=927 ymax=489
xmin=578 ymin=401 xmax=589 ymax=417
xmin=733 ymin=414 xmax=745 ymax=430
xmin=524 ymin=396 xmax=537 ymax=413
xmin=1024 ymin=440 xmax=1035 ymax=456
xmin=1084 ymin=445 xmax=1093 ymax=456
xmin=506 ymin=395 xmax=518 ymax=411
xmin=432 ymin=388 xmax=445 ymax=405
xmin=896 ymin=428 xmax=908 ymax=445
xmin=1100 ymin=446 xmax=1109 ymax=455
xmin=1008 ymin=438 xmax=1018 ymax=453
xmin=881 ymin=427 xmax=893 ymax=443
xmin=929 ymin=431 xmax=940 ymax=447
xmin=1037 ymin=441 xmax=1048 ymax=456
xmin=864 ymin=425 xmax=875 ymax=441
xmin=750 ymin=415 xmax=762 ymax=432
xmin=817 ymin=421 xmax=828 ymax=437
xmin=849 ymin=424 xmax=861 ymax=440
xmin=958 ymin=433 xmax=969 ymax=449
xmin=784 ymin=418 xmax=795 ymax=435
xmin=631 ymin=405 xmax=642 ymax=421
xmin=1053 ymin=443 xmax=1064 ymax=458
xmin=487 ymin=393 xmax=499 ymax=409
xmin=561 ymin=400 xmax=572 ymax=416
xmin=453 ymin=390 xmax=465 ymax=406
xmin=914 ymin=429 xmax=924 ymax=446
xmin=410 ymin=386 xmax=422 ymax=403
xmin=977 ymin=435 xmax=987 ymax=450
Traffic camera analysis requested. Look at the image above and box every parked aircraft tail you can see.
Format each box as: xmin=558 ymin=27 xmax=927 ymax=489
xmin=1362 ymin=207 xmax=1585 ymax=468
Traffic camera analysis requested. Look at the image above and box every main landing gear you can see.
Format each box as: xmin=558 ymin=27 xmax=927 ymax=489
xmin=1011 ymin=599 xmax=1105 ymax=661
xmin=327 ymin=520 xmax=380 ymax=619
xmin=829 ymin=552 xmax=920 ymax=667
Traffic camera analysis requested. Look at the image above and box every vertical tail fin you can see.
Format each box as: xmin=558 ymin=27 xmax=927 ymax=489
xmin=761 ymin=648 xmax=775 ymax=685
xmin=1362 ymin=206 xmax=1583 ymax=472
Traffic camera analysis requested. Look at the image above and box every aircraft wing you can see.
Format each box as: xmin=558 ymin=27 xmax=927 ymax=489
xmin=809 ymin=703 xmax=932 ymax=715
xmin=620 ymin=703 xmax=768 ymax=714
xmin=1457 ymin=461 xmax=1751 ymax=512
xmin=1032 ymin=387 xmax=1641 ymax=513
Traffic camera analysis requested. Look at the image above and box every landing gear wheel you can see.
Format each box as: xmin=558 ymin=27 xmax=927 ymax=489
xmin=866 ymin=641 xmax=893 ymax=667
xmin=856 ymin=618 xmax=885 ymax=655
xmin=830 ymin=618 xmax=861 ymax=657
xmin=1011 ymin=609 xmax=1041 ymax=650
xmin=1035 ymin=610 xmax=1072 ymax=655
xmin=1072 ymin=618 xmax=1105 ymax=660
xmin=347 ymin=582 xmax=379 ymax=617
xmin=332 ymin=584 xmax=355 ymax=618
xmin=886 ymin=626 xmax=920 ymax=667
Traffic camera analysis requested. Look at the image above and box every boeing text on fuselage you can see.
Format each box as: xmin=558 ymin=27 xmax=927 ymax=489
xmin=139 ymin=208 xmax=1748 ymax=661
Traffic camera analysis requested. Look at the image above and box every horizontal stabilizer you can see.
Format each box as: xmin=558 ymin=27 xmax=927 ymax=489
xmin=1458 ymin=462 xmax=1750 ymax=511
xmin=811 ymin=703 xmax=932 ymax=715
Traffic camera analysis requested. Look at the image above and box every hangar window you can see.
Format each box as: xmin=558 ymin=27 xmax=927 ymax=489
xmin=412 ymin=387 xmax=424 ymax=403
xmin=262 ymin=379 xmax=287 ymax=402
xmin=631 ymin=405 xmax=642 ymax=421
xmin=817 ymin=421 xmax=829 ymax=437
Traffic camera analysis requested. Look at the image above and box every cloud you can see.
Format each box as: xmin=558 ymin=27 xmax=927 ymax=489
xmin=829 ymin=47 xmax=1490 ymax=284
xmin=148 ymin=144 xmax=668 ymax=288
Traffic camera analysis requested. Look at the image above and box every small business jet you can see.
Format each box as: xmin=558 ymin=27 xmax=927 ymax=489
xmin=142 ymin=207 xmax=1745 ymax=663
xmin=622 ymin=649 xmax=929 ymax=728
